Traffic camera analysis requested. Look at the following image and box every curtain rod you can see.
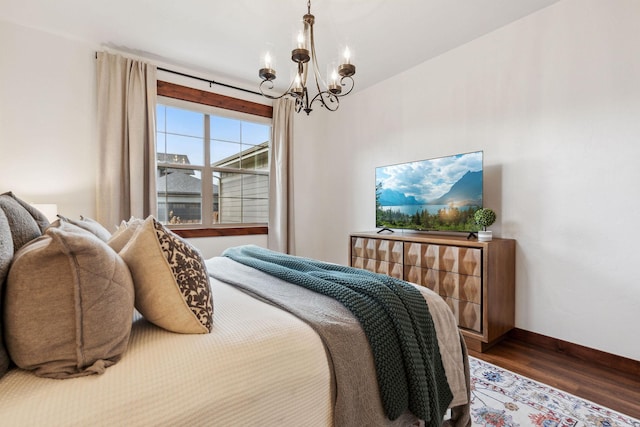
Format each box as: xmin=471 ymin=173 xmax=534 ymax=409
xmin=94 ymin=52 xmax=261 ymax=96
xmin=157 ymin=67 xmax=262 ymax=97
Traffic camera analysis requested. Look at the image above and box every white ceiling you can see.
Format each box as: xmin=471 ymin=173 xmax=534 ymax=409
xmin=1 ymin=0 xmax=561 ymax=93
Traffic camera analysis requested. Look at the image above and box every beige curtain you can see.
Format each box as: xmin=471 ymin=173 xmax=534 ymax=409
xmin=268 ymin=98 xmax=295 ymax=253
xmin=96 ymin=52 xmax=157 ymax=230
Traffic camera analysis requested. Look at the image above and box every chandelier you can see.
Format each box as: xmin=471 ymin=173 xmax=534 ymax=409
xmin=258 ymin=0 xmax=356 ymax=115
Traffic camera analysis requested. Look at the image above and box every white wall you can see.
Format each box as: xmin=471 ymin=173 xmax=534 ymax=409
xmin=292 ymin=0 xmax=640 ymax=361
xmin=0 ymin=20 xmax=97 ymax=216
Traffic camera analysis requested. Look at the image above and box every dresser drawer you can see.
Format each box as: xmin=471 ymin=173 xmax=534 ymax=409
xmin=443 ymin=297 xmax=482 ymax=333
xmin=351 ymin=237 xmax=403 ymax=263
xmin=353 ymin=256 xmax=403 ymax=279
xmin=404 ymin=266 xmax=481 ymax=304
xmin=439 ymin=271 xmax=481 ymax=304
xmin=404 ymin=242 xmax=481 ymax=276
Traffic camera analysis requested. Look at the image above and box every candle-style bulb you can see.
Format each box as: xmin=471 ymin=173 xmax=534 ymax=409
xmin=259 ymin=51 xmax=276 ymax=81
xmin=297 ymin=31 xmax=305 ymax=48
xmin=328 ymin=68 xmax=342 ymax=95
xmin=291 ymin=73 xmax=304 ymax=96
xmin=343 ymin=46 xmax=351 ymax=64
xmin=338 ymin=46 xmax=356 ymax=77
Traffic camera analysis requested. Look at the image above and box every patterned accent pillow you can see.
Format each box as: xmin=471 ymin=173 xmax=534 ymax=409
xmin=119 ymin=216 xmax=213 ymax=334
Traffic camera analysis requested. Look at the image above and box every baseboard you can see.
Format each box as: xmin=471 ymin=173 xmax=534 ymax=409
xmin=509 ymin=328 xmax=640 ymax=378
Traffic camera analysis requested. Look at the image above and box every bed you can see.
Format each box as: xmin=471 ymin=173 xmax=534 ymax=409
xmin=0 ymin=192 xmax=470 ymax=426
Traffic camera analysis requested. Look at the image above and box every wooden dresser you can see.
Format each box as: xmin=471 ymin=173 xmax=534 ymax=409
xmin=350 ymin=231 xmax=515 ymax=352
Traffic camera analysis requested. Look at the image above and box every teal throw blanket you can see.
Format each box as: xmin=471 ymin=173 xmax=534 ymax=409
xmin=223 ymin=245 xmax=453 ymax=425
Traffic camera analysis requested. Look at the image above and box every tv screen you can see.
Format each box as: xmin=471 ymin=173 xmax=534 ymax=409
xmin=375 ymin=151 xmax=483 ymax=232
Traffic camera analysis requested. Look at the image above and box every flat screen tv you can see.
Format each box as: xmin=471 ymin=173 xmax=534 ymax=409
xmin=375 ymin=151 xmax=483 ymax=233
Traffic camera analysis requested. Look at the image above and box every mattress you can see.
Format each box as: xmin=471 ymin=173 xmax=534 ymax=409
xmin=0 ymin=277 xmax=333 ymax=426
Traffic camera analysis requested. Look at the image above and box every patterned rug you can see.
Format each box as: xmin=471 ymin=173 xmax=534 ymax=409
xmin=469 ymin=357 xmax=640 ymax=427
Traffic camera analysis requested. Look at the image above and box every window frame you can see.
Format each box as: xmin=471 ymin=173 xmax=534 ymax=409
xmin=156 ymin=81 xmax=273 ymax=238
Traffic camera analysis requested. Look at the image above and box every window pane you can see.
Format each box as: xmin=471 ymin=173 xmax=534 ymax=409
xmin=156 ymin=131 xmax=167 ymax=158
xmin=212 ymin=172 xmax=220 ymax=224
xmin=164 ymin=106 xmax=204 ymax=137
xmin=157 ymin=166 xmax=202 ymax=225
xmin=210 ymin=116 xmax=240 ymax=143
xmin=216 ymin=172 xmax=268 ymax=224
xmin=161 ymin=134 xmax=204 ymax=166
xmin=157 ymin=104 xmax=204 ymax=166
xmin=242 ymin=121 xmax=271 ymax=146
xmin=211 ymin=142 xmax=270 ymax=170
xmin=240 ymin=143 xmax=269 ymax=171
xmin=210 ymin=140 xmax=242 ymax=167
xmin=156 ymin=105 xmax=166 ymax=132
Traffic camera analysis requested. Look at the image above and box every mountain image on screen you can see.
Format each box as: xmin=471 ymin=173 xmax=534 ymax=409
xmin=376 ymin=151 xmax=483 ymax=232
xmin=378 ymin=189 xmax=423 ymax=206
xmin=430 ymin=170 xmax=482 ymax=206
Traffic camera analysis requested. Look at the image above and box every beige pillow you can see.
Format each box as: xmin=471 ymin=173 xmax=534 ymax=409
xmin=119 ymin=216 xmax=213 ymax=334
xmin=4 ymin=221 xmax=135 ymax=378
xmin=107 ymin=217 xmax=144 ymax=252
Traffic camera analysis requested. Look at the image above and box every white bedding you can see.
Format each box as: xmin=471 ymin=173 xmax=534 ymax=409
xmin=0 ymin=278 xmax=333 ymax=426
xmin=0 ymin=256 xmax=469 ymax=426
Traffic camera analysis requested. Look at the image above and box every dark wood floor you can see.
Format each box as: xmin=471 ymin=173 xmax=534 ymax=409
xmin=468 ymin=337 xmax=640 ymax=420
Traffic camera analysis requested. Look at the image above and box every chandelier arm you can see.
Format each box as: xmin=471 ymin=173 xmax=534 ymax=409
xmin=259 ymin=79 xmax=298 ymax=100
xmin=308 ymin=90 xmax=340 ymax=112
xmin=307 ymin=12 xmax=331 ymax=111
xmin=335 ymin=76 xmax=355 ymax=97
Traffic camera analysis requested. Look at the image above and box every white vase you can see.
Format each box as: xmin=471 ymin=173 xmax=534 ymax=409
xmin=478 ymin=230 xmax=493 ymax=242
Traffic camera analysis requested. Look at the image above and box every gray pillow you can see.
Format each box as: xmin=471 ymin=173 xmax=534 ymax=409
xmin=0 ymin=191 xmax=51 ymax=379
xmin=4 ymin=221 xmax=135 ymax=378
xmin=57 ymin=214 xmax=112 ymax=242
xmin=0 ymin=209 xmax=13 ymax=378
xmin=0 ymin=191 xmax=50 ymax=251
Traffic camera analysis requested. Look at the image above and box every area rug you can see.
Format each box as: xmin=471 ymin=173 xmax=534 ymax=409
xmin=469 ymin=357 xmax=640 ymax=427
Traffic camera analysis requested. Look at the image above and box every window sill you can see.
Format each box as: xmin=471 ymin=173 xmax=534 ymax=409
xmin=171 ymin=226 xmax=268 ymax=238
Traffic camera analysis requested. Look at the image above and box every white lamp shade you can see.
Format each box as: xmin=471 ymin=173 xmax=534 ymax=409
xmin=30 ymin=204 xmax=58 ymax=222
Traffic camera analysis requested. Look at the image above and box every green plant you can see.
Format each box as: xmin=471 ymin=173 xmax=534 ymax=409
xmin=474 ymin=208 xmax=496 ymax=231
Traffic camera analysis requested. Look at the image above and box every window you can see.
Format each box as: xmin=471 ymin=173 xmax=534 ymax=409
xmin=156 ymin=98 xmax=271 ymax=229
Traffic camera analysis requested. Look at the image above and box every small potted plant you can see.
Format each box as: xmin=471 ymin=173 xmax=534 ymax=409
xmin=474 ymin=208 xmax=496 ymax=241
